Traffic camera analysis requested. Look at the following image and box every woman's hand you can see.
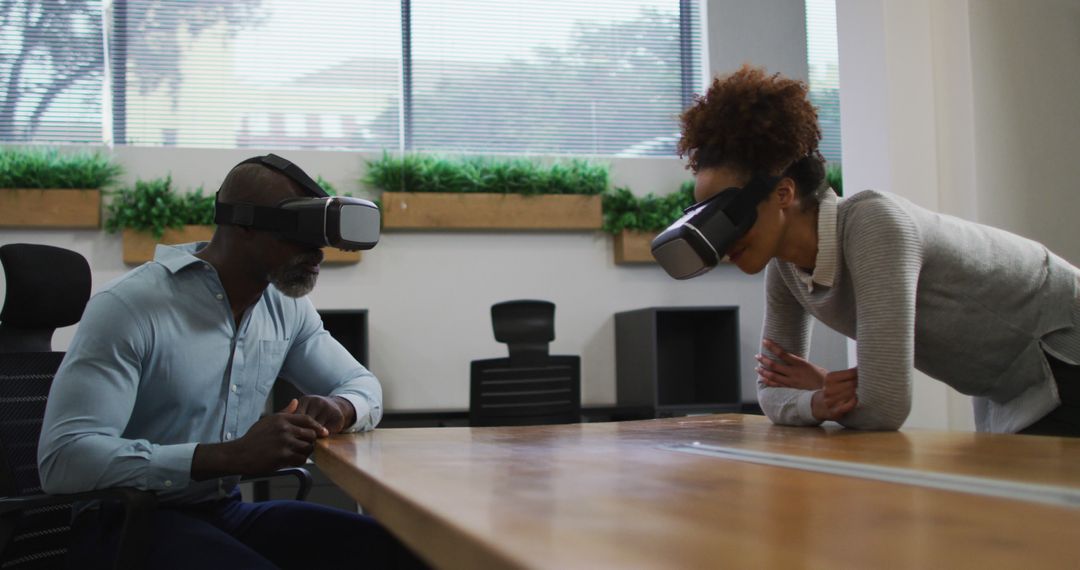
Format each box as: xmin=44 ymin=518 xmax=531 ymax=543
xmin=811 ymin=368 xmax=859 ymax=421
xmin=756 ymin=338 xmax=827 ymax=390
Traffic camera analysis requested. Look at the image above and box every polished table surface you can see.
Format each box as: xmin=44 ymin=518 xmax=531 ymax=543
xmin=314 ymin=414 xmax=1080 ymax=569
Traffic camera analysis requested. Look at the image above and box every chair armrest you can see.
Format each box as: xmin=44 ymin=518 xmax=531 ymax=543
xmin=0 ymin=487 xmax=156 ymax=570
xmin=240 ymin=467 xmax=312 ymax=501
xmin=0 ymin=487 xmax=154 ymax=516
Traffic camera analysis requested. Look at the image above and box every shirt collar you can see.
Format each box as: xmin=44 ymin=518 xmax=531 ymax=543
xmin=795 ymin=188 xmax=839 ymax=293
xmin=153 ymin=242 xmax=210 ymax=274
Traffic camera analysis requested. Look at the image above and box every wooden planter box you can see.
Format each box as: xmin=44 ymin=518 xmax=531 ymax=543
xmin=121 ymin=226 xmax=362 ymax=266
xmin=381 ymin=191 xmax=603 ymax=230
xmin=614 ymin=230 xmax=659 ymax=264
xmin=0 ymin=188 xmax=101 ymax=228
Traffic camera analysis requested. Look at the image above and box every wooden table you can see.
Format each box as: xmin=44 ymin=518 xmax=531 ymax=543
xmin=314 ymin=414 xmax=1080 ymax=569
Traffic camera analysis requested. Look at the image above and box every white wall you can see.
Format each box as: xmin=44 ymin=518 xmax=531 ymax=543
xmin=967 ymin=0 xmax=1080 ymax=265
xmin=837 ymin=0 xmax=1080 ymax=430
xmin=707 ymin=0 xmax=809 ymax=81
xmin=1 ymin=0 xmax=851 ymax=413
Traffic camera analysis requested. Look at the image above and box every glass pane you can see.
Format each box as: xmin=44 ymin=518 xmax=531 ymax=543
xmin=119 ymin=0 xmax=401 ymax=150
xmin=806 ymin=0 xmax=841 ymax=164
xmin=410 ymin=0 xmax=701 ymax=156
xmin=0 ymin=0 xmax=104 ymax=143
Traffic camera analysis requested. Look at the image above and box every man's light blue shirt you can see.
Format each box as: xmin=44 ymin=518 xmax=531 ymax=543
xmin=38 ymin=243 xmax=382 ymax=504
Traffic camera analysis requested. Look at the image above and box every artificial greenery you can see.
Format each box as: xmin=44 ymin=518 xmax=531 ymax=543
xmin=602 ymin=181 xmax=695 ymax=235
xmin=315 ymin=175 xmax=353 ymax=197
xmin=0 ymin=147 xmax=122 ymax=189
xmin=104 ymin=176 xmax=212 ymax=239
xmin=826 ymin=163 xmax=843 ymax=196
xmin=364 ymin=152 xmax=609 ymax=196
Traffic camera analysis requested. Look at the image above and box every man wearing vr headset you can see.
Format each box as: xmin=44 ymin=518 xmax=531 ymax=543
xmin=660 ymin=65 xmax=1078 ymax=436
xmin=39 ymin=156 xmax=425 ymax=568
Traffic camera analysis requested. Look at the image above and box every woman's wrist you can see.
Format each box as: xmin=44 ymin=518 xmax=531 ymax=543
xmin=810 ymin=390 xmax=828 ymax=421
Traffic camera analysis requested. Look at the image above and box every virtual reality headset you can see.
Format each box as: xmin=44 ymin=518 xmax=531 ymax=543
xmin=651 ymin=175 xmax=779 ymax=279
xmin=214 ymin=154 xmax=380 ymax=251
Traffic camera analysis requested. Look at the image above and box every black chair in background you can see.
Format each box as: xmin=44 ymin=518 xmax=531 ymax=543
xmin=0 ymin=244 xmax=91 ymax=354
xmin=469 ymin=300 xmax=581 ymax=427
xmin=0 ymin=243 xmax=155 ymax=569
xmin=0 ymin=352 xmax=157 ymax=570
xmin=0 ymin=244 xmax=310 ymax=568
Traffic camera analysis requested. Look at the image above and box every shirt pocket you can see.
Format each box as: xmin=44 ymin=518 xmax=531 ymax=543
xmin=254 ymin=339 xmax=291 ymax=398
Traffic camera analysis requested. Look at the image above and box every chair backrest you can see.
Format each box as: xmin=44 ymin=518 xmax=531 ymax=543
xmin=0 ymin=244 xmax=91 ymax=568
xmin=470 ymin=300 xmax=580 ymax=426
xmin=470 ymin=356 xmax=581 ymax=427
xmin=0 ymin=244 xmax=91 ymax=353
xmin=491 ymin=300 xmax=554 ymax=366
xmin=0 ymin=352 xmax=72 ymax=569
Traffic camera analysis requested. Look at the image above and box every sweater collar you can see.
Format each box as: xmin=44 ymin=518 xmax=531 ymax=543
xmin=795 ymin=188 xmax=839 ymax=292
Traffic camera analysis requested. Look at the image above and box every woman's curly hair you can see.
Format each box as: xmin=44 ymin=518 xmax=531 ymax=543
xmin=679 ymin=65 xmax=827 ymax=208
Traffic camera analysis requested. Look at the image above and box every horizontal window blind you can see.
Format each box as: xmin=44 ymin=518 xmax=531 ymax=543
xmin=116 ymin=0 xmax=401 ymax=149
xmin=1 ymin=0 xmax=706 ymax=156
xmin=409 ymin=0 xmax=701 ymax=156
xmin=0 ymin=0 xmax=105 ymax=143
xmin=806 ymin=0 xmax=841 ymax=164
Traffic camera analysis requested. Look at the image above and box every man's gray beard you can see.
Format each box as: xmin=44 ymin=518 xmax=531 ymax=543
xmin=269 ymin=260 xmax=318 ymax=298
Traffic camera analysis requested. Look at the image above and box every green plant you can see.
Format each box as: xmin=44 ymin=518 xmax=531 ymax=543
xmin=826 ymin=163 xmax=843 ymax=196
xmin=0 ymin=147 xmax=122 ymax=189
xmin=602 ymin=181 xmax=695 ymax=235
xmin=315 ymin=175 xmax=353 ymax=197
xmin=363 ymin=152 xmax=609 ymax=196
xmin=104 ymin=176 xmax=212 ymax=239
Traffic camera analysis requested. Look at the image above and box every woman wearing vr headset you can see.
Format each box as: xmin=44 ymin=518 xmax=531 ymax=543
xmin=677 ymin=65 xmax=1079 ymax=435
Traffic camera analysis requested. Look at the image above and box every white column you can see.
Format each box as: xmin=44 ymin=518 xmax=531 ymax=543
xmin=837 ymin=0 xmax=976 ymax=430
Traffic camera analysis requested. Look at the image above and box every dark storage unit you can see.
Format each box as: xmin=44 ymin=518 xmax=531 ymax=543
xmin=319 ymin=309 xmax=370 ymax=367
xmin=615 ymin=306 xmax=741 ymax=417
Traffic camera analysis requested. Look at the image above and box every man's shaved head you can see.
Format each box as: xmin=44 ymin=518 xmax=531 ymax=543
xmin=211 ymin=161 xmax=322 ymax=298
xmin=218 ymin=163 xmax=304 ymax=206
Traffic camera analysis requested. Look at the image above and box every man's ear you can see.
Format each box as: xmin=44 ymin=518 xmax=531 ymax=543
xmin=774 ymin=177 xmax=798 ymax=208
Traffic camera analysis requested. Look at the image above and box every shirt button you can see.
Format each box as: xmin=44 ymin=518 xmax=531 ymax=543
xmin=225 ymin=432 xmax=233 ymax=440
xmin=164 ymin=480 xmax=173 ymax=488
xmin=231 ymin=384 xmax=238 ymax=393
xmin=216 ymin=293 xmax=223 ymax=300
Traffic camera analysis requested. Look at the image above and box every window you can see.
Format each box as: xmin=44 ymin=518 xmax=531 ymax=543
xmin=0 ymin=0 xmax=702 ymax=156
xmin=805 ymin=0 xmax=841 ymax=164
xmin=116 ymin=0 xmax=401 ymax=149
xmin=408 ymin=0 xmax=701 ymax=156
xmin=0 ymin=0 xmax=105 ymax=143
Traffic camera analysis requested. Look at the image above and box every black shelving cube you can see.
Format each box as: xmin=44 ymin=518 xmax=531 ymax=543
xmin=319 ymin=309 xmax=370 ymax=366
xmin=615 ymin=306 xmax=741 ymax=417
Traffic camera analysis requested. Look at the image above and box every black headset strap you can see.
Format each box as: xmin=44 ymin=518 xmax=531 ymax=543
xmin=726 ymin=174 xmax=781 ymax=220
xmin=214 ymin=200 xmax=298 ymax=231
xmin=237 ymin=153 xmax=329 ymax=198
xmin=214 ymin=153 xmax=325 ymax=229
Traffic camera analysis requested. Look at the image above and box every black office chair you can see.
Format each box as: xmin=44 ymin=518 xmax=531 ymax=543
xmin=0 ymin=244 xmax=91 ymax=354
xmin=0 ymin=244 xmax=155 ymax=569
xmin=0 ymin=244 xmax=310 ymax=569
xmin=469 ymin=300 xmax=581 ymax=426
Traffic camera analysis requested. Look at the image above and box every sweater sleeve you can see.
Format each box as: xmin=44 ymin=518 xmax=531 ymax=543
xmin=757 ymin=261 xmax=820 ymax=426
xmin=836 ymin=197 xmax=922 ymax=430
